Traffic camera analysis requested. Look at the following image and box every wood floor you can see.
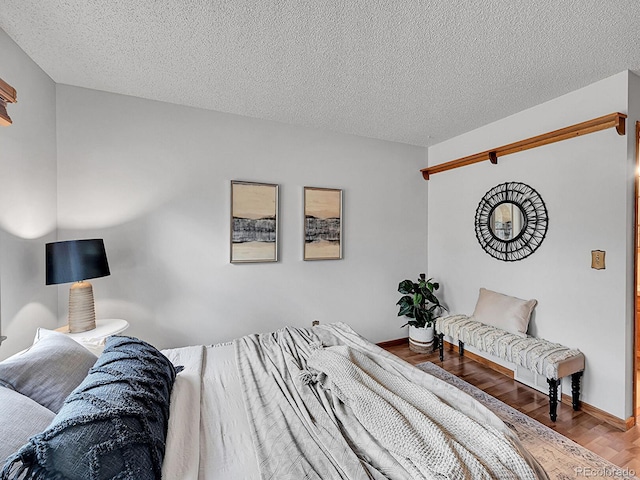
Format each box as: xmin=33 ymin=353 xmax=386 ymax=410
xmin=382 ymin=340 xmax=640 ymax=473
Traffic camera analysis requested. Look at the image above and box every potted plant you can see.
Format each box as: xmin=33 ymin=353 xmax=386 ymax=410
xmin=396 ymin=274 xmax=447 ymax=353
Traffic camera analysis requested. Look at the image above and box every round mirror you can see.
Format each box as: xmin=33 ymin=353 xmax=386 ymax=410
xmin=489 ymin=202 xmax=525 ymax=241
xmin=475 ymin=182 xmax=548 ymax=262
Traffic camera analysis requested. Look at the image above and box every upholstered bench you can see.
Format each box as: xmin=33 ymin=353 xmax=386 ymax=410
xmin=435 ymin=314 xmax=585 ymax=422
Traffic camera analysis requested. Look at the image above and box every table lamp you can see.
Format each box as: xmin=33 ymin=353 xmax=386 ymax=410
xmin=46 ymin=239 xmax=110 ymax=333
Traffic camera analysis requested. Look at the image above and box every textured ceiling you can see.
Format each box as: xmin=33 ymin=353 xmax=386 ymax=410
xmin=1 ymin=1 xmax=640 ymax=147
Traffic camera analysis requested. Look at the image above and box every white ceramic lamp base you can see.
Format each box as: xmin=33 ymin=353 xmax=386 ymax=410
xmin=68 ymin=281 xmax=97 ymax=333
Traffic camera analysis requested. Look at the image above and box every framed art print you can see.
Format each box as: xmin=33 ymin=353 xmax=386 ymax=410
xmin=304 ymin=187 xmax=342 ymax=260
xmin=230 ymin=181 xmax=278 ymax=263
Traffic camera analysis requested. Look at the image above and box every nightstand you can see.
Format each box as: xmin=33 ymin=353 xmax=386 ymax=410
xmin=54 ymin=319 xmax=129 ymax=353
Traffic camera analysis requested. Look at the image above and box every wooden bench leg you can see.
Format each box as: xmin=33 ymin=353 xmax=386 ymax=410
xmin=547 ymin=378 xmax=559 ymax=422
xmin=438 ymin=333 xmax=444 ymax=361
xmin=571 ymin=371 xmax=583 ymax=411
xmin=458 ymin=340 xmax=464 ymax=357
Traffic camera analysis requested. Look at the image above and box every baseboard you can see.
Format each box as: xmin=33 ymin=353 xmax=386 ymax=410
xmin=442 ymin=341 xmax=633 ymax=431
xmin=442 ymin=340 xmax=513 ymax=378
xmin=559 ymin=393 xmax=635 ymax=431
xmin=627 ymin=415 xmax=637 ymax=430
xmin=376 ymin=337 xmax=408 ymax=348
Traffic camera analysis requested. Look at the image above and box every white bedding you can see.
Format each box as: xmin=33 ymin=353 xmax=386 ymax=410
xmin=161 ymin=323 xmax=547 ymax=480
xmin=162 ymin=342 xmax=260 ymax=480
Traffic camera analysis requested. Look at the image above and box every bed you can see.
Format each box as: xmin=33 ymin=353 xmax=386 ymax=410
xmin=0 ymin=322 xmax=548 ymax=480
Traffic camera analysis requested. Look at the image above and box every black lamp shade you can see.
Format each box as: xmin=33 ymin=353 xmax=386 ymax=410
xmin=46 ymin=239 xmax=110 ymax=285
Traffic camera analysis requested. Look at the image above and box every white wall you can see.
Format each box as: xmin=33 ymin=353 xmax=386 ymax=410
xmin=0 ymin=30 xmax=58 ymax=359
xmin=427 ymin=71 xmax=635 ymax=420
xmin=55 ymin=85 xmax=427 ymax=349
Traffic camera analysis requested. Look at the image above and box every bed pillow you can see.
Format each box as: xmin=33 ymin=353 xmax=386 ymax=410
xmin=33 ymin=326 xmax=107 ymax=356
xmin=0 ymin=388 xmax=55 ymax=464
xmin=472 ymin=288 xmax=537 ymax=337
xmin=0 ymin=330 xmax=97 ymax=412
xmin=1 ymin=336 xmax=180 ymax=480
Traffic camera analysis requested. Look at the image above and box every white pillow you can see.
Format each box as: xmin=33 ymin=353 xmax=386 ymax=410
xmin=34 ymin=327 xmax=106 ymax=356
xmin=472 ymin=288 xmax=537 ymax=337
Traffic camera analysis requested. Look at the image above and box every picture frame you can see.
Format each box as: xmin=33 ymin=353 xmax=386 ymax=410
xmin=230 ymin=181 xmax=279 ymax=263
xmin=303 ymin=187 xmax=343 ymax=260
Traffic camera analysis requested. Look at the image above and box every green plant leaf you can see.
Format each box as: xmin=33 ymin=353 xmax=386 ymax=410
xmin=423 ymin=289 xmax=440 ymax=305
xmin=397 ymin=296 xmax=414 ymax=317
xmin=413 ymin=309 xmax=427 ymax=328
xmin=397 ymin=275 xmax=445 ymax=328
xmin=398 ymin=280 xmax=414 ymax=294
xmin=413 ymin=292 xmax=423 ymax=307
xmin=396 ymin=295 xmax=412 ymax=306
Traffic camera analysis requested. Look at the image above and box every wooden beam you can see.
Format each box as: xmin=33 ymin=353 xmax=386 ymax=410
xmin=421 ymin=112 xmax=627 ymax=180
xmin=0 ymin=78 xmax=17 ymax=104
xmin=0 ymin=99 xmax=12 ymax=127
xmin=0 ymin=77 xmax=17 ymax=127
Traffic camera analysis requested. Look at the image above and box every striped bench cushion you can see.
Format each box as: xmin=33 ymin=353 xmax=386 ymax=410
xmin=436 ymin=315 xmax=584 ymax=380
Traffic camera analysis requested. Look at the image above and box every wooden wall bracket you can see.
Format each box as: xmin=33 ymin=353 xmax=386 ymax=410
xmin=421 ymin=112 xmax=627 ymax=180
xmin=0 ymin=77 xmax=17 ymax=127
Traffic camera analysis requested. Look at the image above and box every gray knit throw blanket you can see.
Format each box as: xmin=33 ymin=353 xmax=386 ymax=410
xmin=307 ymin=345 xmax=539 ymax=480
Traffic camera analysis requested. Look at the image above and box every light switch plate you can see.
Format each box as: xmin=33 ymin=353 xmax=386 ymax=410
xmin=591 ymin=250 xmax=605 ymax=269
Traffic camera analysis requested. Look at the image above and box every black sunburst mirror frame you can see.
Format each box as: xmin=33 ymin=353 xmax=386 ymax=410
xmin=474 ymin=182 xmax=548 ymax=262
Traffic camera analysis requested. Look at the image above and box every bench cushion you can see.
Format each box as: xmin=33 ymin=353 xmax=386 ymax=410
xmin=436 ymin=315 xmax=584 ymax=380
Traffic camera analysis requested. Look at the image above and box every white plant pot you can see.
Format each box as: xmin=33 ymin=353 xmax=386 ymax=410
xmin=409 ymin=325 xmax=435 ymax=353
